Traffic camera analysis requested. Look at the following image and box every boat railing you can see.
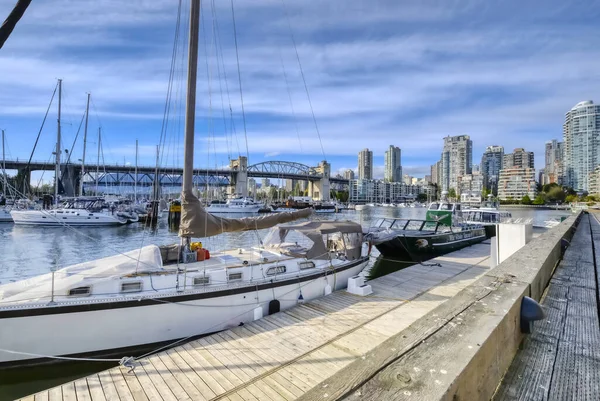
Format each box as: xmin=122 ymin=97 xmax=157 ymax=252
xmin=373 ymin=218 xmax=448 ymax=233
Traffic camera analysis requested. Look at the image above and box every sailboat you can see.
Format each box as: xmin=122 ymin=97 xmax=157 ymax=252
xmin=10 ymin=84 xmax=135 ymax=226
xmin=0 ymin=1 xmax=370 ymax=369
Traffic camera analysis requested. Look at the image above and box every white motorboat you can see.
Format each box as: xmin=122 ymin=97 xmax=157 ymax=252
xmin=10 ymin=197 xmax=135 ymax=226
xmin=206 ymin=197 xmax=262 ymax=214
xmin=0 ymin=208 xmax=12 ymax=223
xmin=0 ymin=220 xmax=369 ymax=368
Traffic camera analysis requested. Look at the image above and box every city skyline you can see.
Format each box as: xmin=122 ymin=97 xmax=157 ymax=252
xmin=1 ymin=1 xmax=599 ymax=183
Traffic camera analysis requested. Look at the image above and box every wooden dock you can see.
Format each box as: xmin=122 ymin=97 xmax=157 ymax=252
xmin=20 ymin=242 xmax=493 ymax=401
xmin=494 ymin=213 xmax=600 ymax=400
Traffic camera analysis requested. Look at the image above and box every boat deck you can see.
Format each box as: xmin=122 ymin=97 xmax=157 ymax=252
xmin=19 ymin=241 xmax=493 ymax=401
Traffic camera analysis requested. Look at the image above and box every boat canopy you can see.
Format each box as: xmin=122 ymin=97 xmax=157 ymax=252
xmin=179 ymin=189 xmax=312 ymax=238
xmin=265 ymin=221 xmax=364 ymax=260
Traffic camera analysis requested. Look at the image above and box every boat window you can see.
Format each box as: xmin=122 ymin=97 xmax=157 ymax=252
xmin=428 ymin=203 xmax=439 ymax=210
xmin=121 ymin=282 xmax=143 ymax=293
xmin=193 ymin=276 xmax=210 ymax=286
xmin=482 ymin=212 xmax=493 ymax=223
xmin=68 ymin=286 xmax=91 ymax=297
xmin=229 ymin=272 xmax=243 ymax=281
xmin=299 ymin=261 xmax=316 ymax=270
xmin=266 ymin=265 xmax=286 ymax=276
xmin=455 ymin=204 xmax=461 ymax=211
xmin=441 ymin=203 xmax=453 ymax=210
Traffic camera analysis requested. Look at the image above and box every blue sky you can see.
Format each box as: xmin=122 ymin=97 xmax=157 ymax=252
xmin=1 ymin=0 xmax=599 ymax=182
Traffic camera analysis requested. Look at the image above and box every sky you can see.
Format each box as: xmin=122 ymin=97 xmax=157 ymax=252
xmin=1 ymin=0 xmax=600 ymax=182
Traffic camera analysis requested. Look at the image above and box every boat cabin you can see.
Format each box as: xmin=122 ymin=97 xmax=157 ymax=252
xmin=425 ymin=202 xmax=462 ymax=226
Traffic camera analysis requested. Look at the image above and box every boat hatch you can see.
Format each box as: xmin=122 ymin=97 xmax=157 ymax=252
xmin=266 ymin=265 xmax=286 ymax=276
xmin=229 ymin=272 xmax=243 ymax=281
xmin=121 ymin=282 xmax=143 ymax=293
xmin=68 ymin=286 xmax=91 ymax=297
xmin=193 ymin=276 xmax=210 ymax=286
xmin=298 ymin=261 xmax=316 ymax=270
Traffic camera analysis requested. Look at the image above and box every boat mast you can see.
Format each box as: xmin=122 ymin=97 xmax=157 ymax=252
xmin=182 ymin=0 xmax=200 ymax=201
xmin=95 ymin=127 xmax=101 ymax=195
xmin=54 ymin=78 xmax=62 ymax=207
xmin=134 ymin=139 xmax=138 ymax=202
xmin=1 ymin=129 xmax=5 ymax=195
xmin=80 ymin=92 xmax=90 ymax=197
xmin=154 ymin=144 xmax=159 ymax=202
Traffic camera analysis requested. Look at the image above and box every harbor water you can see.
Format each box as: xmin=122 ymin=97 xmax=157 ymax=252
xmin=0 ymin=207 xmax=568 ymax=400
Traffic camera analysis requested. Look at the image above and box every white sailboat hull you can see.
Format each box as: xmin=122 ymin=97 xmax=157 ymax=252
xmin=0 ymin=209 xmax=12 ymax=223
xmin=10 ymin=210 xmax=127 ymax=226
xmin=0 ymin=260 xmax=367 ymax=367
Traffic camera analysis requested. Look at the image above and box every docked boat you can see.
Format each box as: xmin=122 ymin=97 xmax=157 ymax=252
xmin=0 ymin=208 xmax=11 ymax=223
xmin=10 ymin=197 xmax=137 ymax=226
xmin=462 ymin=199 xmax=512 ymax=238
xmin=368 ymin=217 xmax=486 ymax=261
xmin=206 ymin=196 xmax=262 ymax=214
xmin=0 ymin=219 xmax=369 ymax=368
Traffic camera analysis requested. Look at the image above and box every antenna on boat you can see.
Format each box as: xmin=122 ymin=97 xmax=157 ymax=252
xmin=54 ymin=79 xmax=62 ymax=207
xmin=80 ymin=93 xmax=90 ymax=197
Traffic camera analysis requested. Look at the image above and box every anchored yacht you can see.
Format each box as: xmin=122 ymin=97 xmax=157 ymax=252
xmin=206 ymin=196 xmax=262 ymax=214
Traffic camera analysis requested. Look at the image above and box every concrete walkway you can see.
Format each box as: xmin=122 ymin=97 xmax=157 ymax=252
xmin=494 ymin=213 xmax=600 ymax=401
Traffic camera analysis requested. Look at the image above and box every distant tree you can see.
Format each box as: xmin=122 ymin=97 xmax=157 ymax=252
xmin=448 ymin=188 xmax=457 ymax=201
xmin=565 ymin=194 xmax=578 ymax=203
xmin=532 ymin=195 xmax=545 ymax=205
xmin=481 ymin=188 xmax=491 ymax=198
xmin=547 ymin=187 xmax=566 ymax=202
xmin=521 ymin=195 xmax=532 ymax=205
xmin=542 ymin=182 xmax=560 ymax=193
xmin=416 ymin=193 xmax=428 ymax=202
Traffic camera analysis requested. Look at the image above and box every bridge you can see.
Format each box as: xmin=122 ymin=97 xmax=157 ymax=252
xmin=3 ymin=157 xmax=348 ymax=200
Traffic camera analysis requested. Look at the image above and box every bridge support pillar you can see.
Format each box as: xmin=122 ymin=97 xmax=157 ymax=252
xmin=228 ymin=156 xmax=248 ymax=197
xmin=308 ymin=161 xmax=330 ymax=201
xmin=60 ymin=164 xmax=78 ymax=197
xmin=16 ymin=168 xmax=30 ymax=195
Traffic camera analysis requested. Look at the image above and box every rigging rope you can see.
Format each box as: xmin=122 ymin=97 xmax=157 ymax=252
xmin=280 ymin=0 xmax=326 ymax=161
xmin=229 ymin=0 xmax=250 ymax=161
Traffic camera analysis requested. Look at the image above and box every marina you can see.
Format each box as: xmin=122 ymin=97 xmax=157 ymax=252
xmin=1 ymin=0 xmax=598 ymax=400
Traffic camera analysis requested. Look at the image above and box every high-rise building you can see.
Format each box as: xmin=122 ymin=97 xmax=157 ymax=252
xmin=544 ymin=140 xmax=564 ymax=185
xmin=402 ymin=174 xmax=413 ymax=185
xmin=497 ymin=167 xmax=538 ymax=200
xmin=384 ymin=145 xmax=402 ymax=182
xmin=344 ymin=169 xmax=355 ymax=180
xmin=441 ymin=135 xmax=472 ymax=193
xmin=480 ymin=145 xmax=504 ymax=194
xmin=503 ymin=148 xmax=534 ymax=169
xmin=563 ymin=100 xmax=600 ymax=191
xmin=358 ymin=148 xmax=373 ymax=180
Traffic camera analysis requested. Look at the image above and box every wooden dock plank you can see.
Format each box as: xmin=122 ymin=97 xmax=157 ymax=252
xmin=178 ymin=343 xmax=235 ymax=392
xmin=97 ymin=370 xmax=122 ymax=401
xmin=61 ymin=382 xmax=77 ymax=401
xmin=85 ymin=375 xmax=107 ymax=401
xmin=34 ymin=392 xmax=49 ymax=401
xmin=47 ymin=387 xmax=62 ymax=401
xmin=158 ymin=350 xmax=214 ymax=400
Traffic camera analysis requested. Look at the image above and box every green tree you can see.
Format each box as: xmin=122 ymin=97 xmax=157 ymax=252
xmin=416 ymin=193 xmax=428 ymax=202
xmin=546 ymin=187 xmax=566 ymax=202
xmin=481 ymin=188 xmax=491 ymax=198
xmin=565 ymin=194 xmax=578 ymax=203
xmin=521 ymin=195 xmax=532 ymax=205
xmin=532 ymin=195 xmax=545 ymax=205
xmin=448 ymin=188 xmax=457 ymax=201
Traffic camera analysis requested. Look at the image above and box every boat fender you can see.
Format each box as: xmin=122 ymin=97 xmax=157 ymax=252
xmin=268 ymin=299 xmax=280 ymax=315
xmin=324 ymin=283 xmax=332 ymax=296
xmin=297 ymin=290 xmax=304 ymax=304
xmin=253 ymin=306 xmax=263 ymax=321
xmin=243 ymin=260 xmax=249 ymax=265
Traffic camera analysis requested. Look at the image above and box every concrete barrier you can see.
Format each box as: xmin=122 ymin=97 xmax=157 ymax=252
xmin=298 ymin=212 xmax=581 ymax=401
